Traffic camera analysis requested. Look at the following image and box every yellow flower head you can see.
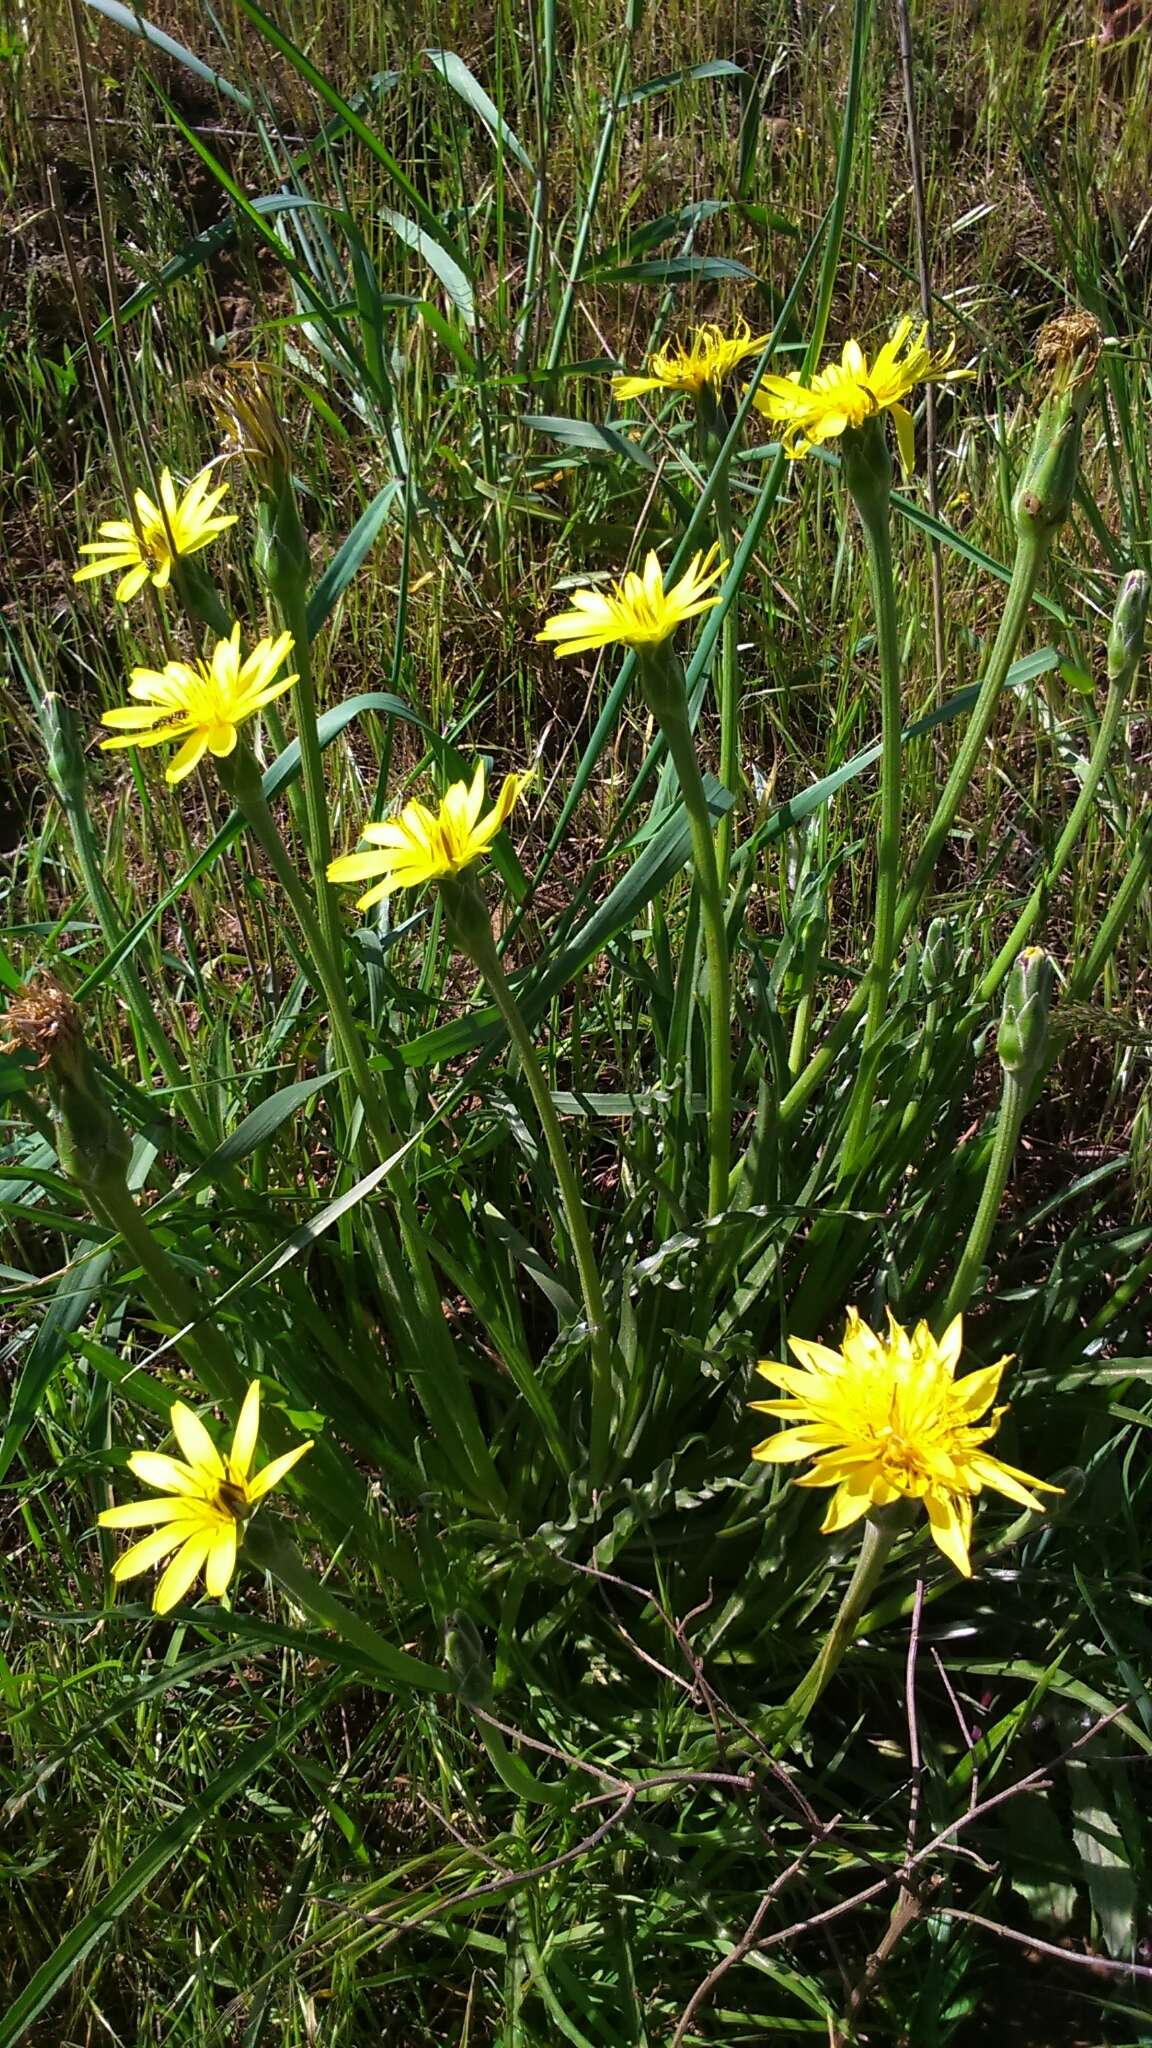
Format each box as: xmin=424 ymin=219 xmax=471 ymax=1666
xmin=74 ymin=464 xmax=238 ymax=603
xmin=612 ymin=318 xmax=770 ymax=402
xmin=536 ymin=546 xmax=726 ymax=660
xmin=327 ymin=761 xmax=527 ymax=910
xmin=99 ymin=624 xmax=297 ymax=784
xmin=751 ymin=317 xmax=971 ymax=472
xmin=750 ymin=1309 xmax=1059 ymax=1577
xmin=98 ymin=1381 xmax=312 ymax=1615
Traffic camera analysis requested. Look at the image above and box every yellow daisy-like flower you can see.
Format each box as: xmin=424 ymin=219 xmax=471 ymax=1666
xmin=98 ymin=1380 xmax=312 ymax=1615
xmin=536 ymin=545 xmax=726 ymax=659
xmin=751 ymin=317 xmax=971 ymax=472
xmin=750 ymin=1309 xmax=1059 ymax=1577
xmin=73 ymin=464 xmax=237 ymax=603
xmin=327 ymin=761 xmax=527 ymax=910
xmin=99 ymin=624 xmax=297 ymax=784
xmin=612 ymin=318 xmax=770 ymax=402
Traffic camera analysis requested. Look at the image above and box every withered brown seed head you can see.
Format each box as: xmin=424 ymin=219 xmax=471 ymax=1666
xmin=1034 ymin=312 xmax=1102 ymax=386
xmin=2 ymin=972 xmax=85 ymax=1073
xmin=205 ymin=363 xmax=291 ymax=488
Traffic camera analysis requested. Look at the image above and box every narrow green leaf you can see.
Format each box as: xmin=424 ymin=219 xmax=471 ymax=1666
xmin=380 ymin=206 xmax=475 ymax=327
xmin=424 ymin=47 xmax=534 ymax=173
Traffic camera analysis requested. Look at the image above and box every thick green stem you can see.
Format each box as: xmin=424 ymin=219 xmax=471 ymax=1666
xmin=641 ymin=649 xmax=733 ymax=1216
xmin=840 ymin=437 xmax=903 ymax=1163
xmin=1066 ymin=820 xmax=1152 ymax=1006
xmin=896 ymin=531 xmax=1050 ymax=940
xmin=978 ymin=667 xmax=1131 ymax=1003
xmin=770 ymin=1511 xmax=900 ymax=1747
xmin=86 ymin=1169 xmax=247 ymax=1408
xmin=455 ymin=894 xmax=614 ymax=1485
xmin=938 ymin=1073 xmax=1027 ymax=1327
xmin=275 ymin=577 xmax=343 ymax=971
xmin=696 ymin=392 xmax=742 ymax=891
xmin=778 ymin=526 xmax=1051 ymax=1133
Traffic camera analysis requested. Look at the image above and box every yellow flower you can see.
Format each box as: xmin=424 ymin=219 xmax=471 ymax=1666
xmin=98 ymin=1381 xmax=312 ymax=1615
xmin=750 ymin=1310 xmax=1059 ymax=1576
xmin=536 ymin=546 xmax=726 ymax=659
xmin=99 ymin=624 xmax=297 ymax=784
xmin=73 ymin=464 xmax=237 ymax=603
xmin=751 ymin=317 xmax=971 ymax=472
xmin=612 ymin=319 xmax=770 ymax=402
xmin=327 ymin=761 xmax=527 ymax=910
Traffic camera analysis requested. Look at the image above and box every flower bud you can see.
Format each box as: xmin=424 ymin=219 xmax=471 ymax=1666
xmin=1107 ymin=569 xmax=1150 ymax=684
xmin=2 ymin=975 xmax=131 ymax=1194
xmin=211 ymin=366 xmax=310 ymax=604
xmin=921 ymin=916 xmax=956 ymax=995
xmin=1013 ymin=315 xmax=1100 ymax=538
xmin=997 ymin=946 xmax=1054 ymax=1086
xmin=39 ymin=693 xmax=86 ymax=806
xmin=443 ymin=1611 xmax=491 ymax=1704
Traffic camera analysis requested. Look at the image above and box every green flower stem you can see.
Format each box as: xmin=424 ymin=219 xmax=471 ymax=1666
xmin=840 ymin=434 xmax=903 ymax=1162
xmin=894 ymin=529 xmax=1050 ymax=944
xmin=273 ymin=576 xmax=343 ymax=968
xmin=937 ymin=1070 xmax=1027 ymax=1327
xmin=777 ymin=526 xmax=1051 ymax=1133
xmin=979 ymin=670 xmax=1132 ymax=1006
xmin=85 ymin=1168 xmax=247 ymax=1410
xmin=696 ymin=390 xmax=741 ymax=891
xmin=641 ymin=646 xmax=733 ymax=1217
xmin=1065 ymin=817 xmax=1152 ymax=1008
xmin=450 ymin=887 xmax=615 ymax=1486
xmin=224 ymin=749 xmax=504 ymax=1512
xmin=770 ymin=1511 xmax=901 ymax=1746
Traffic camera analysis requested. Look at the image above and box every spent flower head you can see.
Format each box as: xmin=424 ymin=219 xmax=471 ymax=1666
xmin=750 ymin=1309 xmax=1059 ymax=1576
xmin=99 ymin=1380 xmax=312 ymax=1615
xmin=537 ymin=546 xmax=726 ymax=659
xmin=327 ymin=761 xmax=527 ymax=909
xmin=73 ymin=464 xmax=237 ymax=603
xmin=99 ymin=624 xmax=296 ymax=784
xmin=612 ymin=319 xmax=770 ymax=403
xmin=209 ymin=363 xmax=294 ymax=494
xmin=752 ymin=317 xmax=971 ymax=472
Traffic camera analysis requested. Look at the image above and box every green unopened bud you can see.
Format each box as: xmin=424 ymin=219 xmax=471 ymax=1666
xmin=39 ymin=693 xmax=86 ymax=805
xmin=2 ymin=975 xmax=131 ymax=1194
xmin=1107 ymin=569 xmax=1150 ymax=683
xmin=840 ymin=413 xmax=892 ymax=523
xmin=1013 ymin=314 xmax=1100 ymax=537
xmin=997 ymin=946 xmax=1054 ymax=1085
xmin=921 ymin=916 xmax=956 ymax=994
xmin=443 ymin=1611 xmax=491 ymax=1703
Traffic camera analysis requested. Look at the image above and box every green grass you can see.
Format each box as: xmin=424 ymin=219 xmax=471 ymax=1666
xmin=3 ymin=0 xmax=1152 ymax=2041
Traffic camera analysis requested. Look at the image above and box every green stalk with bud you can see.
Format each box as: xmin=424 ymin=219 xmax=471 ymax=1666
xmin=940 ymin=947 xmax=1055 ymax=1326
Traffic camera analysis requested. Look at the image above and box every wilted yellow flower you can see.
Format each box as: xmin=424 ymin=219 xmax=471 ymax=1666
xmin=99 ymin=1380 xmax=312 ymax=1615
xmin=752 ymin=317 xmax=970 ymax=472
xmin=99 ymin=624 xmax=296 ymax=784
xmin=73 ymin=464 xmax=237 ymax=603
xmin=612 ymin=319 xmax=770 ymax=402
xmin=537 ymin=546 xmax=726 ymax=659
xmin=750 ymin=1310 xmax=1058 ymax=1576
xmin=328 ymin=761 xmax=527 ymax=909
